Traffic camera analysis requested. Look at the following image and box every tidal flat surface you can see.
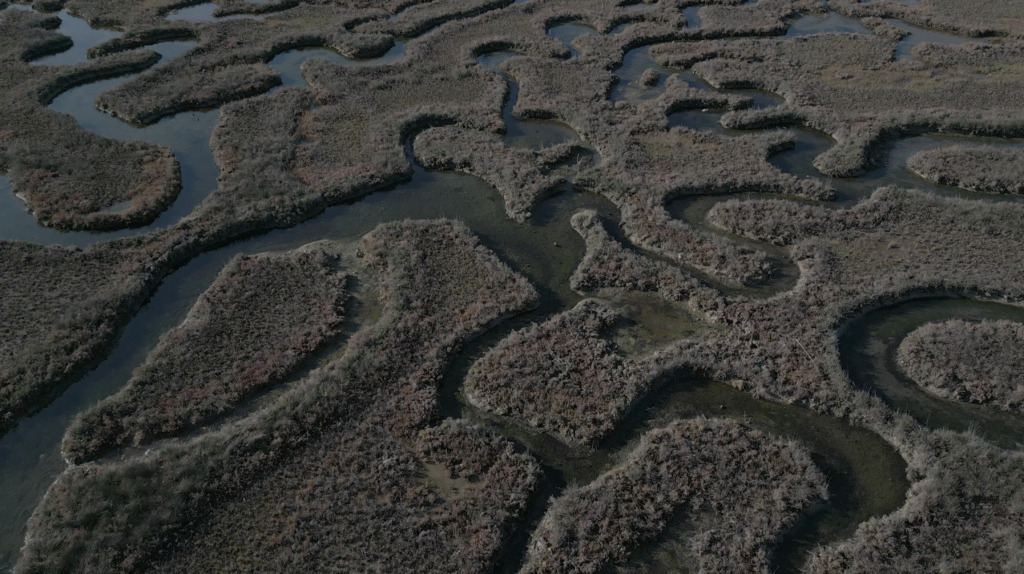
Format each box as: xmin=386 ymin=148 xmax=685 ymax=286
xmin=3 ymin=2 xmax=1024 ymax=572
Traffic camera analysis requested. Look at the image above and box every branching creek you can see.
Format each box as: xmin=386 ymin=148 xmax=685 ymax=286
xmin=0 ymin=4 xmax=1021 ymax=573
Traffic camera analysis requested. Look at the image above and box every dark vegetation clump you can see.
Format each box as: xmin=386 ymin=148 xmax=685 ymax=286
xmin=0 ymin=7 xmax=182 ymax=231
xmin=638 ymin=67 xmax=659 ymax=87
xmin=62 ymin=246 xmax=351 ymax=464
xmin=897 ymin=319 xmax=1024 ymax=412
xmin=17 ymin=220 xmax=540 ymax=574
xmin=906 ymin=145 xmax=1024 ymax=195
xmin=465 ymin=298 xmax=649 ymax=448
xmin=414 ymin=125 xmax=581 ymax=222
xmin=521 ymin=417 xmax=827 ymax=574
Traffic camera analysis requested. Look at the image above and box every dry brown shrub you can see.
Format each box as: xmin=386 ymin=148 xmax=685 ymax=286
xmin=0 ymin=9 xmax=183 ymax=231
xmin=806 ymin=430 xmax=1024 ymax=574
xmin=465 ymin=298 xmax=649 ymax=448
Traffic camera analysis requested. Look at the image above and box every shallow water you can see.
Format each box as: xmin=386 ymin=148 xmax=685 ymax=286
xmin=0 ymin=35 xmax=410 ymax=247
xmin=840 ymin=297 xmax=1024 ymax=450
xmin=547 ymin=22 xmax=598 ymax=59
xmin=785 ymin=10 xmax=874 ymax=37
xmin=266 ymin=41 xmax=407 ymax=90
xmin=165 ymin=3 xmax=262 ymax=22
xmin=888 ymin=18 xmax=988 ymax=60
xmin=611 ymin=375 xmax=908 ymax=574
xmin=31 ymin=10 xmax=120 ymax=66
xmin=0 ymin=40 xmax=210 ymax=247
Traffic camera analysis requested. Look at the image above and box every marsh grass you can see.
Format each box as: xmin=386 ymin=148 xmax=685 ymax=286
xmin=896 ymin=318 xmax=1024 ymax=412
xmin=520 ymin=417 xmax=827 ymax=574
xmin=61 ymin=247 xmax=350 ymax=464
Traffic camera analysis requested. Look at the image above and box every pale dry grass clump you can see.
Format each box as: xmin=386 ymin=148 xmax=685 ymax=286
xmin=414 ymin=125 xmax=580 ymax=222
xmin=897 ymin=319 xmax=1024 ymax=412
xmin=17 ymin=220 xmax=540 ymax=574
xmin=61 ymin=246 xmax=350 ymax=465
xmin=520 ymin=417 xmax=827 ymax=574
xmin=1 ymin=8 xmax=182 ymax=231
xmin=569 ymin=209 xmax=714 ymax=304
xmin=906 ymin=145 xmax=1024 ymax=195
xmin=295 ymin=60 xmax=505 ymax=193
xmin=465 ymin=298 xmax=649 ymax=448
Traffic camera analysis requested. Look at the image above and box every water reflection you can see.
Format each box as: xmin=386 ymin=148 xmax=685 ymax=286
xmin=0 ymin=41 xmax=210 ymax=247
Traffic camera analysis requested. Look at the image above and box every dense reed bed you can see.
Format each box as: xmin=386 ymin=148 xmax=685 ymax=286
xmin=521 ymin=417 xmax=827 ymax=574
xmin=61 ymin=246 xmax=350 ymax=464
xmin=465 ymin=298 xmax=648 ymax=448
xmin=669 ymin=186 xmax=1024 ymax=570
xmin=17 ymin=219 xmax=540 ymax=573
xmin=906 ymin=145 xmax=1024 ymax=195
xmin=92 ymin=6 xmax=392 ymax=124
xmin=897 ymin=319 xmax=1024 ymax=413
xmin=569 ymin=209 xmax=714 ymax=305
xmin=0 ymin=7 xmax=181 ymax=231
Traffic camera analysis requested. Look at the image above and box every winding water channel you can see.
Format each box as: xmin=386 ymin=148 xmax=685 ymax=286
xmin=0 ymin=4 xmax=1021 ymax=573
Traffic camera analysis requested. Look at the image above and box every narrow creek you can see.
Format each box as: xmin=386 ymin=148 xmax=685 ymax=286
xmin=0 ymin=5 xmax=1009 ymax=574
xmin=839 ymin=297 xmax=1024 ymax=451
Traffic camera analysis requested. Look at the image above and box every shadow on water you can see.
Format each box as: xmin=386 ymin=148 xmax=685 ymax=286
xmin=839 ymin=297 xmax=1024 ymax=451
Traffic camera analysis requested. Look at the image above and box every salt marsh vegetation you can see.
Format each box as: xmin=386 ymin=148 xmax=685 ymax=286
xmin=520 ymin=418 xmax=828 ymax=574
xmin=898 ymin=318 xmax=1024 ymax=413
xmin=7 ymin=0 xmax=1024 ymax=571
xmin=906 ymin=145 xmax=1024 ymax=195
xmin=61 ymin=246 xmax=350 ymax=464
